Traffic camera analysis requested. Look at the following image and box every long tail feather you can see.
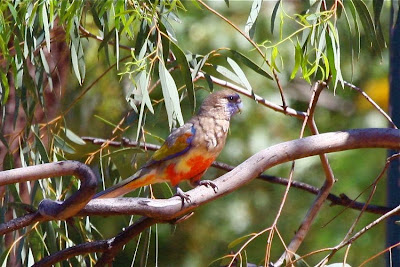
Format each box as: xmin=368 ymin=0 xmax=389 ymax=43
xmin=94 ymin=169 xmax=155 ymax=198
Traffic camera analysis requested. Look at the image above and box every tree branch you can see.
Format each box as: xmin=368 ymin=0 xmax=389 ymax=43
xmin=32 ymin=216 xmax=158 ymax=267
xmin=0 ymin=161 xmax=97 ymax=223
xmin=77 ymin=128 xmax=400 ymax=220
xmin=82 ymin=136 xmax=395 ymax=215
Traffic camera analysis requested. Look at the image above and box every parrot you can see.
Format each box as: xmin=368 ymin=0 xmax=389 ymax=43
xmin=94 ymin=89 xmax=243 ymax=201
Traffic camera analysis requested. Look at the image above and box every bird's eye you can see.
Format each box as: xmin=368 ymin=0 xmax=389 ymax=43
xmin=228 ymin=96 xmax=234 ymax=101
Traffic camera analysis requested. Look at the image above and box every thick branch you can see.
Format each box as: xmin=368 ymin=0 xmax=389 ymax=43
xmin=0 ymin=161 xmax=97 ymax=221
xmin=78 ymin=128 xmax=400 ymax=220
xmin=80 ymin=137 xmax=395 ymax=215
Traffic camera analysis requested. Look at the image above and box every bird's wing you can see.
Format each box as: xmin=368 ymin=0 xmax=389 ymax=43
xmin=144 ymin=123 xmax=196 ymax=167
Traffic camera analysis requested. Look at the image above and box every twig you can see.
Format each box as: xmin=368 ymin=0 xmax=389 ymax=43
xmin=316 ymin=153 xmax=400 ymax=265
xmin=196 ymin=0 xmax=287 ymax=108
xmin=195 ymin=71 xmax=306 ymax=118
xmin=276 ymin=80 xmax=334 ymax=266
xmin=79 ymin=25 xmax=134 ymax=52
xmin=343 ymin=80 xmax=397 ymax=129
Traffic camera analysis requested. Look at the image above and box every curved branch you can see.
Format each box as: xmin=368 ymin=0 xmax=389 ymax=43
xmin=78 ymin=128 xmax=400 ymax=220
xmin=0 ymin=161 xmax=97 ymax=221
xmin=82 ymin=136 xmax=394 ymax=215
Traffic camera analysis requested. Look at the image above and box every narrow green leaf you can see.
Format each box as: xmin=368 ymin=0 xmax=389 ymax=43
xmin=271 ymin=46 xmax=280 ymax=72
xmin=228 ymin=49 xmax=273 ymax=80
xmin=373 ymin=0 xmax=384 ymax=25
xmin=70 ymin=43 xmax=82 ymax=84
xmin=373 ymin=0 xmax=386 ymax=51
xmin=271 ymin=0 xmax=281 ymax=34
xmin=191 ymin=54 xmax=208 ymax=80
xmin=228 ymin=233 xmax=255 ymax=248
xmin=135 ymin=19 xmax=148 ymax=56
xmin=290 ymin=41 xmax=302 ymax=80
xmin=32 ymin=127 xmax=49 ymax=163
xmin=39 ymin=48 xmax=53 ymax=91
xmin=159 ymin=22 xmax=171 ymax=62
xmin=42 ymin=3 xmax=51 ymax=52
xmin=115 ymin=28 xmax=120 ymax=69
xmin=62 ymin=127 xmax=86 ymax=145
xmin=54 ymin=135 xmax=76 ymax=154
xmin=160 ymin=15 xmax=177 ymax=42
xmin=204 ymin=74 xmax=214 ymax=91
xmin=227 ymin=57 xmax=252 ymax=93
xmin=137 ymin=70 xmax=154 ymax=113
xmin=159 ymin=62 xmax=184 ymax=129
xmin=215 ymin=65 xmax=242 ymax=85
xmin=45 ymin=221 xmax=57 ymax=255
xmin=170 ymin=41 xmax=195 ymax=112
xmin=0 ymin=71 xmax=9 ymax=105
xmin=245 ymin=0 xmax=263 ymax=39
xmin=352 ymin=0 xmax=381 ymax=56
xmin=348 ymin=0 xmax=361 ymax=58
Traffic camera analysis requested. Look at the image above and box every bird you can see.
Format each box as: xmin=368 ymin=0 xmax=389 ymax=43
xmin=94 ymin=89 xmax=243 ymax=201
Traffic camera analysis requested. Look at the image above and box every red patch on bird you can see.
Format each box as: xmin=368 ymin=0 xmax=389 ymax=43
xmin=166 ymin=156 xmax=215 ymax=186
xmin=187 ymin=155 xmax=214 ymax=174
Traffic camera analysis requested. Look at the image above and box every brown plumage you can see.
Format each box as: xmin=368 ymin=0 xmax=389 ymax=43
xmin=94 ymin=90 xmax=243 ymax=200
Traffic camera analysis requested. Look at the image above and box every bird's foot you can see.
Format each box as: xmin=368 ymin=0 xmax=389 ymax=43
xmin=175 ymin=187 xmax=191 ymax=205
xmin=197 ymin=180 xmax=218 ymax=193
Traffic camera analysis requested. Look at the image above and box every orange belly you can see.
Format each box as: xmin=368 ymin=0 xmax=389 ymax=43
xmin=165 ymin=155 xmax=215 ymax=186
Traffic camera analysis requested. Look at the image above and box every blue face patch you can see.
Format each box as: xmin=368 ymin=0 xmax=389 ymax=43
xmin=226 ymin=96 xmax=243 ymax=116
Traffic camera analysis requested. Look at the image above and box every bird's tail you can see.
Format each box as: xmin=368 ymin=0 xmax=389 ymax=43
xmin=94 ymin=169 xmax=156 ymax=199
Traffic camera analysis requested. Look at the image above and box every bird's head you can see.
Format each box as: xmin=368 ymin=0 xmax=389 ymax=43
xmin=198 ymin=90 xmax=243 ymax=120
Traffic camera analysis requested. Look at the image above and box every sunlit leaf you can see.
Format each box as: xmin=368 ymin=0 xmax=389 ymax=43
xmin=159 ymin=62 xmax=184 ymax=129
xmin=62 ymin=127 xmax=86 ymax=145
xmin=227 ymin=57 xmax=252 ymax=93
xmin=290 ymin=41 xmax=302 ymax=80
xmin=70 ymin=43 xmax=81 ymax=84
xmin=215 ymin=65 xmax=242 ymax=85
xmin=271 ymin=46 xmax=280 ymax=72
xmin=42 ymin=3 xmax=51 ymax=52
xmin=245 ymin=0 xmax=263 ymax=39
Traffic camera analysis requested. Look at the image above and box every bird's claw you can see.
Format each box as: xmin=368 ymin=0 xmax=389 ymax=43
xmin=175 ymin=187 xmax=191 ymax=205
xmin=197 ymin=180 xmax=218 ymax=193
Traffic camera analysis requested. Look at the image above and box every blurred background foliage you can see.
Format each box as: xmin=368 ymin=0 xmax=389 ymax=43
xmin=0 ymin=0 xmax=394 ymax=266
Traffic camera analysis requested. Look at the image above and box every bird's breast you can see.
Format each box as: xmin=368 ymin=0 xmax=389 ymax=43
xmin=162 ymin=148 xmax=216 ymax=186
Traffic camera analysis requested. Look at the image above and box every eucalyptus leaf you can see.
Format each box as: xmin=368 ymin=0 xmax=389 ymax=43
xmin=171 ymin=41 xmax=195 ymax=112
xmin=159 ymin=62 xmax=184 ymax=129
xmin=215 ymin=65 xmax=242 ymax=86
xmin=228 ymin=49 xmax=273 ymax=80
xmin=227 ymin=57 xmax=252 ymax=93
xmin=245 ymin=0 xmax=263 ymax=39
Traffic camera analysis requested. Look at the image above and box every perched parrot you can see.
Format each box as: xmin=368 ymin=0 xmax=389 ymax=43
xmin=94 ymin=89 xmax=243 ymax=201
